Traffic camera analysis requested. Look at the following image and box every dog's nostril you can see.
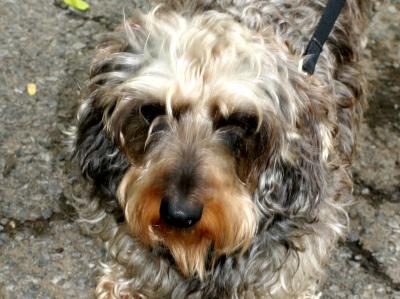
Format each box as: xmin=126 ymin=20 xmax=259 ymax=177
xmin=160 ymin=197 xmax=203 ymax=229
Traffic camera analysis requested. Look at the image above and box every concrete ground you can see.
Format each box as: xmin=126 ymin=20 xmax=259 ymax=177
xmin=0 ymin=0 xmax=399 ymax=298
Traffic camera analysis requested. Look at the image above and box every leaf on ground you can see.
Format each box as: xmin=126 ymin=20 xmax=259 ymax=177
xmin=64 ymin=0 xmax=90 ymax=11
xmin=27 ymin=83 xmax=37 ymax=96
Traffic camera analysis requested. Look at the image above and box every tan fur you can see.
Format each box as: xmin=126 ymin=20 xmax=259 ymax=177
xmin=118 ymin=140 xmax=258 ymax=277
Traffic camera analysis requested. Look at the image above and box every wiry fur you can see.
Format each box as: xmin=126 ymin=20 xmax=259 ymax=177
xmin=73 ymin=1 xmax=370 ymax=298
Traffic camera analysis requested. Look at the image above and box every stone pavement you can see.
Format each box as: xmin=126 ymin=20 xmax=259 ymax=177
xmin=0 ymin=1 xmax=399 ymax=298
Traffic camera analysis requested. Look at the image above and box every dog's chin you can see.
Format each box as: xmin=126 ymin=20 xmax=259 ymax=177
xmin=148 ymin=220 xmax=257 ymax=279
xmin=149 ymin=222 xmax=213 ymax=278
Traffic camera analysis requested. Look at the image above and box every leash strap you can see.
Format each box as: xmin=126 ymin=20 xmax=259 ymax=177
xmin=302 ymin=0 xmax=346 ymax=75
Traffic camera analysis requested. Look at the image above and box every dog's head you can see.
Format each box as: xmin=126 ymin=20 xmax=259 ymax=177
xmin=81 ymin=8 xmax=333 ymax=278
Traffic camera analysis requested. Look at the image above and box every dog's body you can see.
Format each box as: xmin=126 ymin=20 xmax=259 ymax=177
xmin=73 ymin=1 xmax=369 ymax=298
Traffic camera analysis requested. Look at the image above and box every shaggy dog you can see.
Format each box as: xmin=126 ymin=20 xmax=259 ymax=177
xmin=73 ymin=1 xmax=369 ymax=298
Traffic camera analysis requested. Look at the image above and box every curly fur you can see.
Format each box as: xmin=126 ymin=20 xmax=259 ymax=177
xmin=73 ymin=1 xmax=370 ymax=298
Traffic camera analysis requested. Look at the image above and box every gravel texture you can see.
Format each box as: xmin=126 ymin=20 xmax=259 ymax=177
xmin=0 ymin=0 xmax=399 ymax=298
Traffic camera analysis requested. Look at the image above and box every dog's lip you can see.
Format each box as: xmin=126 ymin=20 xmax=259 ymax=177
xmin=150 ymin=220 xmax=213 ymax=241
xmin=151 ymin=220 xmax=213 ymax=252
xmin=151 ymin=221 xmax=167 ymax=234
xmin=151 ymin=220 xmax=197 ymax=233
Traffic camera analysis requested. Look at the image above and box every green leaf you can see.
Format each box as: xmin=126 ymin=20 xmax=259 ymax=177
xmin=64 ymin=0 xmax=90 ymax=11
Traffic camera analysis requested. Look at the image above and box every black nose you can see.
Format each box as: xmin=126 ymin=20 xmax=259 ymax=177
xmin=160 ymin=196 xmax=203 ymax=228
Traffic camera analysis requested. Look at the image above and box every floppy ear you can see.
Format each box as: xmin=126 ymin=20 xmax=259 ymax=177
xmin=74 ymin=102 xmax=129 ymax=198
xmin=73 ymin=17 xmax=148 ymax=197
xmin=253 ymin=112 xmax=327 ymax=224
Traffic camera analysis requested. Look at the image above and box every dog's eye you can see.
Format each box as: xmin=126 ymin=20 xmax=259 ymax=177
xmin=222 ymin=127 xmax=245 ymax=157
xmin=216 ymin=112 xmax=258 ymax=135
xmin=150 ymin=119 xmax=169 ymax=134
xmin=140 ymin=103 xmax=165 ymax=124
xmin=145 ymin=117 xmax=170 ymax=150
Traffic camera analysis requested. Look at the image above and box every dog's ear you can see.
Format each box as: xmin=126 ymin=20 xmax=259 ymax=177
xmin=73 ymin=18 xmax=148 ymax=197
xmin=74 ymin=102 xmax=129 ymax=198
xmin=253 ymin=114 xmax=327 ymax=223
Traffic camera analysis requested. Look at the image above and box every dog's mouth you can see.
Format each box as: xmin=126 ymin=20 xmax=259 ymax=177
xmin=149 ymin=218 xmax=212 ymax=242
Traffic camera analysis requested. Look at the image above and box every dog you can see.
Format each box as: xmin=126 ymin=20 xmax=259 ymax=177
xmin=73 ymin=1 xmax=370 ymax=298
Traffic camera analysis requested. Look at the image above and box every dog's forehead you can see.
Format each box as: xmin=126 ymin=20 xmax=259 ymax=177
xmin=121 ymin=57 xmax=266 ymax=118
xmin=119 ymin=13 xmax=287 ymax=118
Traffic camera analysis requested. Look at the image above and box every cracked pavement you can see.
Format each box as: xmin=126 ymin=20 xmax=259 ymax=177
xmin=0 ymin=0 xmax=399 ymax=298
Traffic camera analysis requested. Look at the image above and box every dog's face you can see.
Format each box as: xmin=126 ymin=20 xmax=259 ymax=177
xmin=84 ymin=9 xmax=332 ymax=277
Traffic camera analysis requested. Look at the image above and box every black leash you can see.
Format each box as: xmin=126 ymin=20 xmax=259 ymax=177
xmin=302 ymin=0 xmax=347 ymax=75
